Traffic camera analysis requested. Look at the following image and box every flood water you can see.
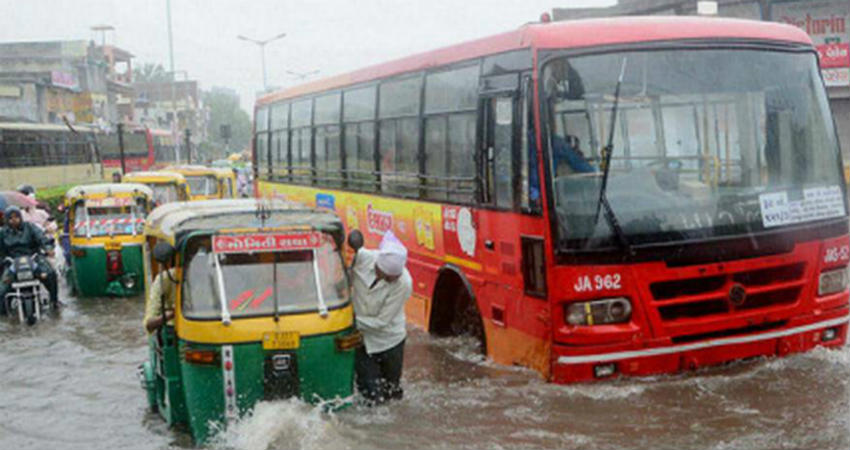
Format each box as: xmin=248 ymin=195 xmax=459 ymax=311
xmin=2 ymin=282 xmax=850 ymax=450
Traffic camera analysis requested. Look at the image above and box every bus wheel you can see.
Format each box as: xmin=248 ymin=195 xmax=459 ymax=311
xmin=449 ymin=289 xmax=486 ymax=354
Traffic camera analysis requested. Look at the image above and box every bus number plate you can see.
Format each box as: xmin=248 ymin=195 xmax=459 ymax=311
xmin=263 ymin=331 xmax=300 ymax=350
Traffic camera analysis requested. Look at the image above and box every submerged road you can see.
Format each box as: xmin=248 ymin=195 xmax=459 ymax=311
xmin=2 ymin=282 xmax=850 ymax=450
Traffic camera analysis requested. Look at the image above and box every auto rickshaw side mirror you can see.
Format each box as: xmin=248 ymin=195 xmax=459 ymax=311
xmin=153 ymin=241 xmax=175 ymax=265
xmin=347 ymin=229 xmax=364 ymax=251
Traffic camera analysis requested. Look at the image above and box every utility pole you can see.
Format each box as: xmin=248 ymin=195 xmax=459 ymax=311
xmin=185 ymin=128 xmax=192 ymax=164
xmin=166 ymin=0 xmax=181 ymax=163
xmin=117 ymin=122 xmax=126 ymax=175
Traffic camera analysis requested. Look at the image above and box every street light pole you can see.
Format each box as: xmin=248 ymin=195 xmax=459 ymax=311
xmin=237 ymin=32 xmax=286 ymax=91
xmin=166 ymin=0 xmax=180 ymax=163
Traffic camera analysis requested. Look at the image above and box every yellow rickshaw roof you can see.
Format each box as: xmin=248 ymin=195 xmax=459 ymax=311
xmin=123 ymin=171 xmax=187 ymax=183
xmin=65 ymin=183 xmax=153 ymax=199
xmin=144 ymin=198 xmax=343 ymax=241
xmin=165 ymin=165 xmax=218 ymax=176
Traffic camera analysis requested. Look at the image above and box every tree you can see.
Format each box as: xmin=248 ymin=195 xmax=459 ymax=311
xmin=202 ymin=87 xmax=252 ymax=160
xmin=134 ymin=63 xmax=170 ymax=83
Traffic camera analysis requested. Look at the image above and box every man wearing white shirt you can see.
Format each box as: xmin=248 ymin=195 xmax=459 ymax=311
xmin=349 ymin=230 xmax=412 ymax=404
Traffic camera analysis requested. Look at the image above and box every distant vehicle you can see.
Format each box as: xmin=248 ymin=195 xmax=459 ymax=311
xmin=123 ymin=171 xmax=190 ymax=206
xmin=139 ymin=199 xmax=359 ymax=443
xmin=0 ymin=122 xmax=103 ymax=191
xmin=62 ymin=183 xmax=153 ymax=297
xmin=165 ymin=165 xmax=236 ymax=200
xmin=100 ymin=127 xmax=176 ymax=173
xmin=253 ymin=16 xmax=849 ymax=383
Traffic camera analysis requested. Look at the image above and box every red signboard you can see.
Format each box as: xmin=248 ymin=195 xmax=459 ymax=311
xmin=213 ymin=232 xmax=321 ymax=254
xmin=817 ymin=43 xmax=850 ymax=69
xmin=85 ymin=197 xmax=135 ymax=207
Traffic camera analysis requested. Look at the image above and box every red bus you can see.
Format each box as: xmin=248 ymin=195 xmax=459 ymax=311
xmin=100 ymin=127 xmax=176 ymax=173
xmin=253 ymin=16 xmax=848 ymax=383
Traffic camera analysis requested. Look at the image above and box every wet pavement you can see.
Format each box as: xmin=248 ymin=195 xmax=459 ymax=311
xmin=2 ymin=283 xmax=850 ymax=450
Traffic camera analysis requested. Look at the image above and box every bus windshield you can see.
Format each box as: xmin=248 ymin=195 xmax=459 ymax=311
xmin=543 ymin=48 xmax=845 ymax=251
xmin=182 ymin=235 xmax=348 ymax=319
xmin=185 ymin=175 xmax=219 ymax=196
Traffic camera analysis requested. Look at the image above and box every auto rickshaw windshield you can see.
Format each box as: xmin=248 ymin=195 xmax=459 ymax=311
xmin=73 ymin=202 xmax=145 ymax=237
xmin=181 ymin=234 xmax=348 ymax=319
xmin=185 ymin=175 xmax=219 ymax=196
xmin=150 ymin=184 xmax=180 ymax=204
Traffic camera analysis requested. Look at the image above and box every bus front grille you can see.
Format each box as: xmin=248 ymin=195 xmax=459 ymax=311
xmin=649 ymin=262 xmax=806 ymax=323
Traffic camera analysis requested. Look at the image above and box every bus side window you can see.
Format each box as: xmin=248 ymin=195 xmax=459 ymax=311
xmin=481 ymin=94 xmax=516 ymax=209
xmin=520 ymin=74 xmax=541 ymax=213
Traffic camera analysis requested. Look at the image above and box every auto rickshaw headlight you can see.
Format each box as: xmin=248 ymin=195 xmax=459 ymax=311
xmin=121 ymin=274 xmax=136 ymax=290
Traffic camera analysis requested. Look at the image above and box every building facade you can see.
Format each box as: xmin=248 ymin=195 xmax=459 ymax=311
xmin=0 ymin=40 xmax=136 ymax=128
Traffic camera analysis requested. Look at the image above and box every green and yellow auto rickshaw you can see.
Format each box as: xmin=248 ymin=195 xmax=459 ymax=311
xmin=139 ymin=198 xmax=359 ymax=443
xmin=165 ymin=165 xmax=223 ymax=201
xmin=122 ymin=171 xmax=190 ymax=206
xmin=63 ymin=183 xmax=153 ymax=297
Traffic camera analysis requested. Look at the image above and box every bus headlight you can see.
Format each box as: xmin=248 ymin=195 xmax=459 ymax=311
xmin=818 ymin=267 xmax=848 ymax=296
xmin=565 ymin=297 xmax=632 ymax=326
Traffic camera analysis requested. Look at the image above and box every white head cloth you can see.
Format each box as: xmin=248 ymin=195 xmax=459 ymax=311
xmin=376 ymin=230 xmax=408 ymax=277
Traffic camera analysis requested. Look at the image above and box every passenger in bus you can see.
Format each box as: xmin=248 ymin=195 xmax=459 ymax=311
xmin=350 ymin=230 xmax=413 ymax=405
xmin=552 ymin=134 xmax=596 ymax=175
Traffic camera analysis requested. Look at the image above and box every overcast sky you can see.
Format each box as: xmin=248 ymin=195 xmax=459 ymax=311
xmin=0 ymin=0 xmax=614 ymax=113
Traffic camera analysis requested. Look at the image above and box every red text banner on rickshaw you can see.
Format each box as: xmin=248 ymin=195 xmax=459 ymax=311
xmin=85 ymin=197 xmax=135 ymax=207
xmin=212 ymin=232 xmax=321 ymax=254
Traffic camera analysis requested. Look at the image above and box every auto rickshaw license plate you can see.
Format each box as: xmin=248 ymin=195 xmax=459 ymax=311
xmin=262 ymin=331 xmax=300 ymax=350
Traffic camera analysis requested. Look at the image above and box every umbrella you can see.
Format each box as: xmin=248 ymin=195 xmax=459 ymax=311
xmin=0 ymin=191 xmax=38 ymax=209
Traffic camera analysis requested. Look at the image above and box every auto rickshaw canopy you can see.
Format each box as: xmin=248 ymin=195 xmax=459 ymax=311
xmin=123 ymin=171 xmax=188 ymax=185
xmin=144 ymin=198 xmax=345 ymax=246
xmin=65 ymin=183 xmax=153 ymax=203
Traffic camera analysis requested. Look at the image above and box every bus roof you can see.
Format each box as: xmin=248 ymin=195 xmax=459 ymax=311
xmin=123 ymin=171 xmax=187 ymax=183
xmin=256 ymin=16 xmax=810 ymax=106
xmin=65 ymin=183 xmax=153 ymax=199
xmin=144 ymin=198 xmax=343 ymax=243
xmin=0 ymin=122 xmax=99 ymax=133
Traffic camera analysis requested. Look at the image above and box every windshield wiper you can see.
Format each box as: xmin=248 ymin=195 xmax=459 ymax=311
xmin=589 ymin=57 xmax=633 ymax=255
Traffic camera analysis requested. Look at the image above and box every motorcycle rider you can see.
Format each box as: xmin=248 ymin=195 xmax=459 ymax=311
xmin=0 ymin=206 xmax=58 ymax=314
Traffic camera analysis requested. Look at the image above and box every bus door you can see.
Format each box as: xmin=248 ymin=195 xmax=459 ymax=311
xmin=477 ymin=82 xmax=522 ymax=333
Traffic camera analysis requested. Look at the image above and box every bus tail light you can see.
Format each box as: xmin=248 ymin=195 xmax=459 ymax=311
xmin=818 ymin=267 xmax=848 ymax=296
xmin=565 ymin=297 xmax=632 ymax=326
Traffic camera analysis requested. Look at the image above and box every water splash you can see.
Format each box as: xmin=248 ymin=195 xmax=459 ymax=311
xmin=209 ymin=399 xmax=352 ymax=450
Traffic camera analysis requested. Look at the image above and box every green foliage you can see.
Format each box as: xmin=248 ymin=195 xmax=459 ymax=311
xmin=134 ymin=62 xmax=171 ymax=83
xmin=202 ymin=87 xmax=252 ymax=161
xmin=36 ymin=183 xmax=76 ymax=215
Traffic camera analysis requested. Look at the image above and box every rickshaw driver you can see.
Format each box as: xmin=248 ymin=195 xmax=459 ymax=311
xmin=0 ymin=206 xmax=58 ymax=314
xmin=350 ymin=230 xmax=413 ymax=404
xmin=144 ymin=266 xmax=177 ymax=333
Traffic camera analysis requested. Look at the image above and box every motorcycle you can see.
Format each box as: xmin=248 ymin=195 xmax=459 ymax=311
xmin=3 ymin=253 xmax=51 ymax=325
